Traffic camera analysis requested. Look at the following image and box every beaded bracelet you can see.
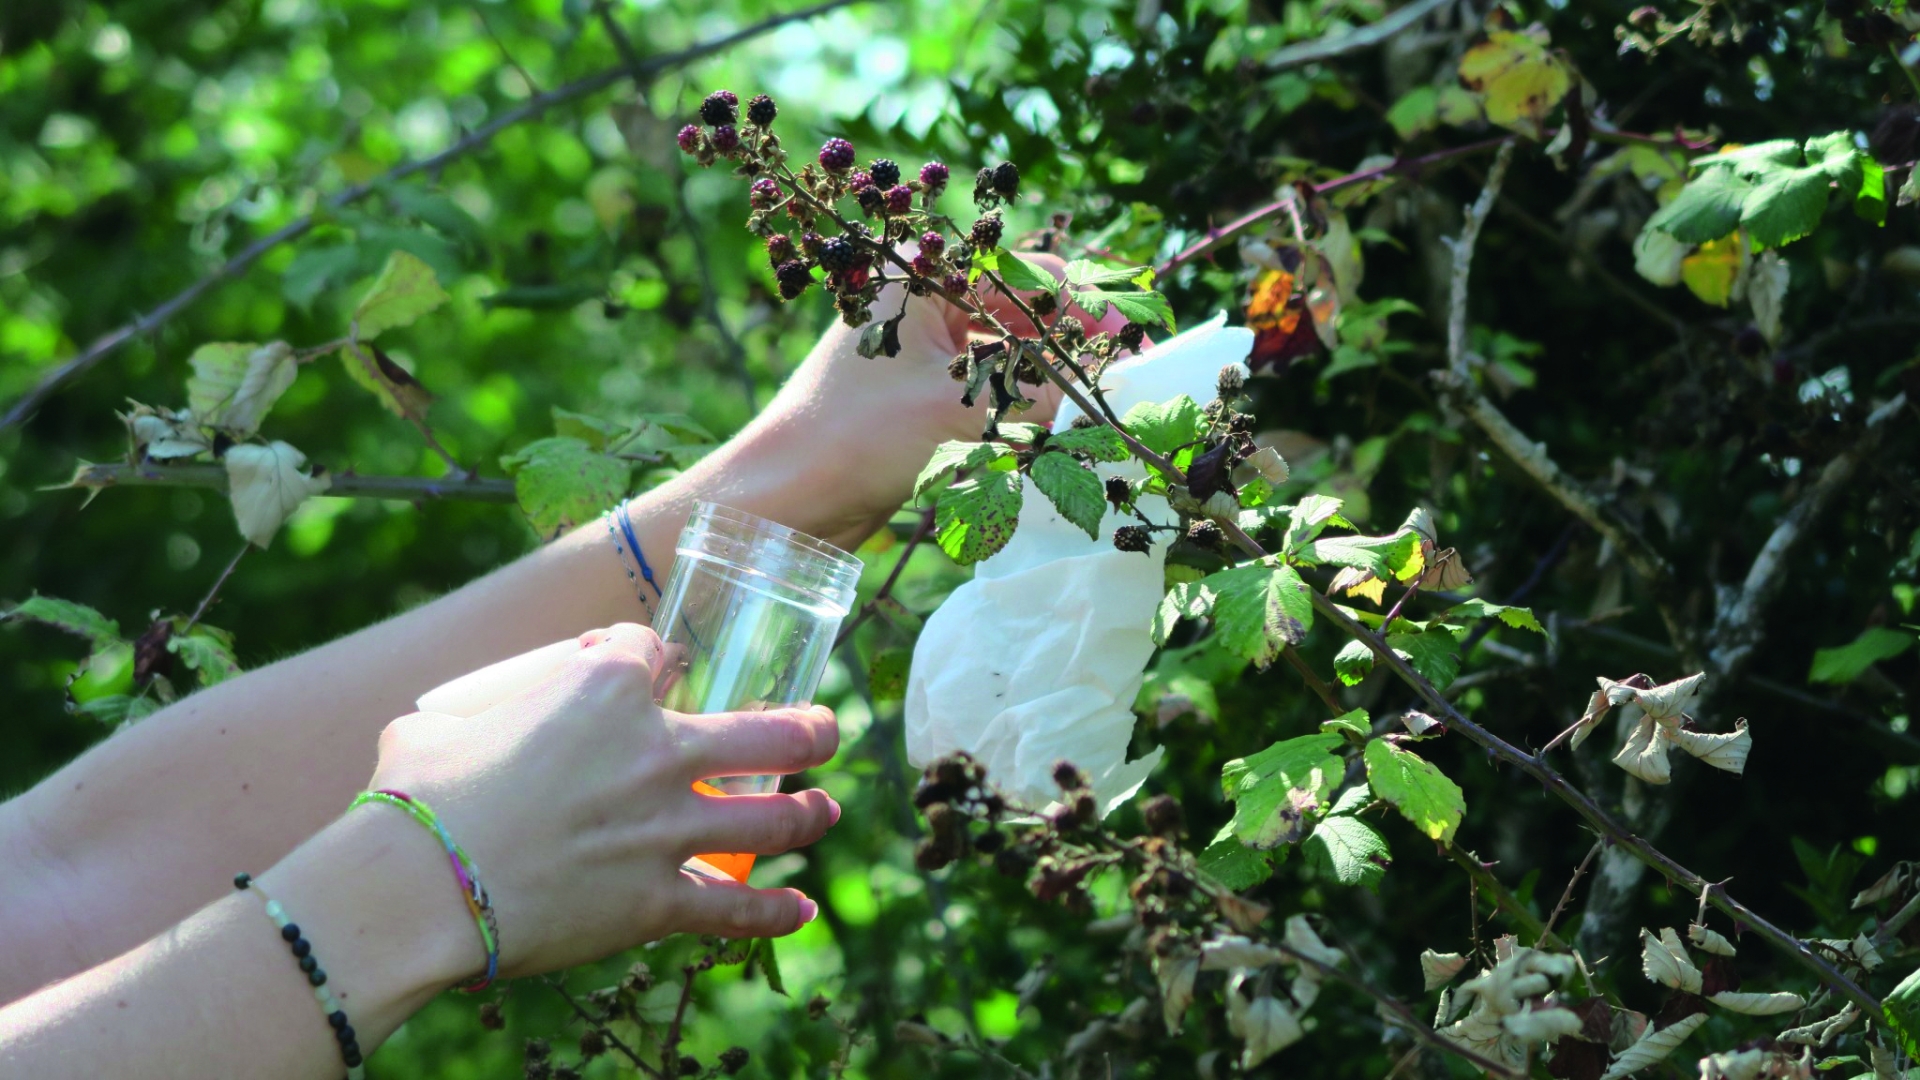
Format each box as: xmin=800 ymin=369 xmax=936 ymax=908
xmin=348 ymin=790 xmax=500 ymax=992
xmin=233 ymin=873 xmax=367 ymax=1080
xmin=604 ymin=497 xmax=662 ymax=611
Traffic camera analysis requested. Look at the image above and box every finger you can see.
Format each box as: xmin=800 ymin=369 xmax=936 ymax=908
xmin=676 ymin=788 xmax=841 ymax=858
xmin=669 ymin=877 xmax=820 ymax=939
xmin=572 ymin=623 xmax=668 ymax=697
xmin=668 ymin=704 xmax=838 ymax=780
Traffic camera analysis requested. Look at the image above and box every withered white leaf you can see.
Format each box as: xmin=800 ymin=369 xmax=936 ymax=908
xmin=1640 ymin=927 xmax=1703 ymax=993
xmin=225 ymin=441 xmax=331 ymax=548
xmin=1777 ymin=1002 xmax=1858 ymax=1046
xmin=1698 ymin=1048 xmax=1769 ymax=1080
xmin=1851 ymin=932 xmax=1884 ymax=972
xmin=1155 ymin=952 xmax=1199 ymax=1036
xmin=1597 ymin=1012 xmax=1708 ymax=1080
xmin=1632 ymin=672 xmax=1705 ymax=723
xmin=1289 ymin=971 xmax=1321 ymax=1012
xmin=1239 ymin=995 xmax=1305 ymax=1069
xmin=1247 ymin=446 xmax=1289 ymax=484
xmin=1283 ymin=914 xmax=1344 ymax=970
xmin=1501 ymin=1005 xmax=1585 ymax=1044
xmin=1708 ymin=990 xmax=1805 ymax=1015
xmin=1400 ymin=709 xmax=1447 ymax=739
xmin=1201 ymin=936 xmax=1284 ymax=972
xmin=1687 ymin=923 xmax=1737 ymax=957
xmin=1851 ymin=863 xmax=1911 ymax=909
xmin=1666 ymin=721 xmax=1750 ymax=775
xmin=190 ymin=341 xmax=297 ymax=436
xmin=1421 ymin=950 xmax=1471 ymax=991
xmin=1572 ymin=681 xmax=1614 ymax=749
xmin=1614 ymin=717 xmax=1673 ymax=784
xmin=129 ymin=409 xmax=211 ymax=461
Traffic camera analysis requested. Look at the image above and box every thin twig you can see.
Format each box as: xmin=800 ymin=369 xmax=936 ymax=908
xmin=471 ymin=4 xmax=542 ymax=94
xmin=64 ymin=461 xmax=518 ymax=502
xmin=0 ymin=0 xmax=866 ymax=431
xmin=1445 ymin=141 xmax=1513 ymax=381
xmin=836 ymin=507 xmax=936 ymax=647
xmin=545 ymin=976 xmax=665 ymax=1079
xmin=183 ymin=543 xmax=248 ymax=633
xmin=1541 ymin=839 xmax=1604 ymax=941
xmin=1263 ymin=0 xmax=1454 ymax=71
xmin=662 ymin=964 xmax=698 ymax=1075
xmin=1445 ymin=845 xmax=1562 ymax=948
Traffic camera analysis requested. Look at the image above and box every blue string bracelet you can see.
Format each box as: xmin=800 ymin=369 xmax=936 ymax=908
xmin=604 ymin=497 xmax=662 ymax=609
xmin=233 ymin=872 xmax=367 ymax=1080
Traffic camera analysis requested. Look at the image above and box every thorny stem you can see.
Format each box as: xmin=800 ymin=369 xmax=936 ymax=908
xmin=835 ymin=506 xmax=936 ymax=648
xmin=182 ymin=543 xmax=248 ymax=634
xmin=1444 ymin=844 xmax=1561 ymax=949
xmin=545 ymin=976 xmax=665 ymax=1080
xmin=67 ymin=461 xmax=518 ymax=502
xmin=1541 ymin=839 xmax=1605 ymax=941
xmin=0 ymin=0 xmax=867 ymax=432
xmin=662 ymin=965 xmax=697 ymax=1076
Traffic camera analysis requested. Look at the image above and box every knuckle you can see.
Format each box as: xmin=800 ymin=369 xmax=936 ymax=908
xmin=726 ymin=892 xmax=769 ymax=936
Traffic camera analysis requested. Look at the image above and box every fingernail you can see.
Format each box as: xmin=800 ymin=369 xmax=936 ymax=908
xmin=798 ymin=897 xmax=819 ymax=925
xmin=827 ymin=798 xmax=842 ymax=826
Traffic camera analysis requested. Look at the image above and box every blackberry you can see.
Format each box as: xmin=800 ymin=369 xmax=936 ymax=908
xmin=912 ymin=253 xmax=937 ymax=278
xmin=919 ymin=160 xmax=950 ymax=192
xmin=1030 ymin=290 xmax=1058 ymax=317
xmin=884 ymin=184 xmax=913 ymax=215
xmin=1142 ymin=793 xmax=1184 ymax=838
xmin=1217 ymin=364 xmax=1246 ymax=396
xmin=970 ymin=211 xmax=1004 ymax=250
xmin=919 ymin=231 xmax=946 ymax=257
xmin=578 ymin=1030 xmax=607 ymax=1060
xmin=477 ymin=1002 xmax=505 ymax=1030
xmin=1228 ymin=412 xmax=1254 ymax=434
xmin=746 ymin=93 xmax=777 ymax=127
xmin=766 ymin=233 xmax=797 ymax=265
xmin=700 ymin=90 xmax=738 ymax=127
xmin=711 ymin=125 xmax=739 ymax=153
xmin=676 ymin=124 xmax=701 ymax=154
xmin=817 ymin=236 xmax=859 ymax=273
xmin=846 ymin=170 xmax=875 ymax=193
xmin=856 ymin=185 xmax=886 ymax=217
xmin=749 ymin=177 xmax=780 ymax=207
xmin=1105 ymin=475 xmax=1130 ymax=507
xmin=719 ymin=1048 xmax=750 ymax=1075
xmin=1117 ymin=322 xmax=1146 ymax=352
xmin=818 ymin=136 xmax=856 ymax=172
xmin=974 ymin=828 xmax=1006 ymax=854
xmin=798 ymin=231 xmax=826 ymax=258
xmin=947 ymin=352 xmax=969 ymax=381
xmin=991 ymin=161 xmax=1020 ymax=200
xmin=679 ymin=1056 xmax=701 ymax=1076
xmin=1186 ymin=519 xmax=1223 ymax=548
xmin=1052 ymin=761 xmax=1087 ymax=790
xmin=775 ymin=260 xmax=812 ymax=300
xmin=942 ymin=271 xmax=969 ymax=296
xmin=1113 ymin=525 xmax=1150 ymax=553
xmin=869 ymin=158 xmax=901 ymax=188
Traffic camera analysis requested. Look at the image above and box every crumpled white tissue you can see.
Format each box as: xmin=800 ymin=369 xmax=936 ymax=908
xmin=905 ymin=313 xmax=1254 ymax=813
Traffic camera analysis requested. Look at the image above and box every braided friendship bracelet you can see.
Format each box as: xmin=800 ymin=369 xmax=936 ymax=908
xmin=604 ymin=497 xmax=662 ymax=610
xmin=348 ymin=790 xmax=500 ymax=993
xmin=233 ymin=873 xmax=368 ymax=1079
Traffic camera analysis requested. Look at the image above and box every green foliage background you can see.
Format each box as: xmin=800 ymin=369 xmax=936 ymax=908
xmin=4 ymin=0 xmax=1920 ymax=1076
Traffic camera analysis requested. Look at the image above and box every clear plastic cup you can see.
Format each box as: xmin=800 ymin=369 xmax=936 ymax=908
xmin=655 ymin=502 xmax=862 ymax=882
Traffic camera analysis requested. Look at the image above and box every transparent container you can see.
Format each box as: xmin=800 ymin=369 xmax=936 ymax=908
xmin=658 ymin=503 xmax=862 ymax=883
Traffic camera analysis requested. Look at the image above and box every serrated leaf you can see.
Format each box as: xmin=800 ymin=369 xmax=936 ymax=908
xmin=1062 ymin=258 xmax=1151 ymax=287
xmin=499 ymin=436 xmax=630 ymax=537
xmin=1649 ymin=167 xmax=1752 ymax=244
xmin=1457 ymin=30 xmax=1573 ymax=139
xmin=1741 ymin=166 xmax=1831 ymax=248
xmin=1386 ymin=628 xmax=1461 ymax=689
xmin=1681 ymin=234 xmax=1745 ymax=308
xmin=1710 ymin=991 xmax=1805 ymax=1015
xmin=1199 ymin=826 xmax=1276 ymax=890
xmin=1121 ymin=396 xmax=1203 ymax=458
xmin=1422 ymin=951 xmax=1471 ymax=991
xmin=1322 ymin=708 xmax=1370 ymax=738
xmin=70 ymin=693 xmax=162 ymax=727
xmin=746 ymin=936 xmax=787 ymax=996
xmin=1809 ymin=626 xmax=1915 ymax=684
xmin=1633 ymin=226 xmax=1689 ymax=286
xmin=1599 ymin=1012 xmax=1708 ymax=1080
xmin=1029 ymin=452 xmax=1106 ymax=539
xmin=1082 ymin=288 xmax=1175 ymax=331
xmin=1387 ymin=85 xmax=1441 ymax=140
xmin=552 ymin=407 xmax=627 ymax=451
xmin=1334 ymin=638 xmax=1374 ymax=686
xmin=1197 ymin=563 xmax=1312 ymax=667
xmin=187 ymin=341 xmax=296 ymax=436
xmin=992 ymin=247 xmax=1061 ymax=292
xmin=1307 ymin=814 xmax=1391 ymax=890
xmin=1047 ymin=424 xmax=1128 ymax=462
xmin=933 ymin=470 xmax=1023 ymax=564
xmin=1446 ymin=597 xmax=1546 ymax=634
xmin=1223 ymin=733 xmax=1343 ymax=849
xmin=1364 ymin=739 xmax=1465 ymax=843
xmin=353 ymin=249 xmax=449 ymax=339
xmin=1153 ymin=579 xmax=1215 ymax=646
xmin=342 ymin=344 xmax=433 ymax=419
xmin=225 ymin=441 xmax=333 ymax=548
xmin=913 ymin=441 xmax=1012 ymax=504
xmin=869 ymin=649 xmax=910 ymax=703
xmin=170 ymin=624 xmax=240 ymax=686
xmin=1283 ymin=494 xmax=1349 ymax=553
xmin=1883 ymin=965 xmax=1920 ymax=1061
xmin=3 ymin=595 xmax=121 ymax=647
xmin=1667 ymin=721 xmax=1751 ymax=775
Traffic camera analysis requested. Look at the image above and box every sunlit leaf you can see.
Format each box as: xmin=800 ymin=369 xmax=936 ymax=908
xmin=353 ymin=249 xmax=450 ymax=339
xmin=1457 ymin=30 xmax=1573 ymax=139
xmin=225 ymin=441 xmax=333 ymax=548
xmin=1363 ymin=739 xmax=1464 ymax=843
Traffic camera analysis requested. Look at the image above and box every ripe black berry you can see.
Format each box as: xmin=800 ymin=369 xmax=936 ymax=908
xmin=1053 ymin=760 xmax=1088 ymax=789
xmin=1217 ymin=364 xmax=1246 ymax=396
xmin=478 ymin=1002 xmax=505 ymax=1030
xmin=818 ymin=236 xmax=859 ymax=272
xmin=1105 ymin=475 xmax=1130 ymax=507
xmin=856 ymin=185 xmax=886 ymax=216
xmin=992 ymin=161 xmax=1020 ymax=200
xmin=884 ymin=184 xmax=912 ymax=215
xmin=578 ymin=1029 xmax=607 ymax=1060
xmin=711 ymin=125 xmax=740 ymax=153
xmin=1141 ymin=794 xmax=1184 ymax=838
xmin=775 ymin=260 xmax=813 ymax=300
xmin=700 ymin=90 xmax=738 ymax=127
xmin=971 ymin=212 xmax=1004 ymax=250
xmin=1117 ymin=322 xmax=1146 ymax=352
xmin=679 ymin=1055 xmax=701 ymax=1076
xmin=746 ymin=93 xmax=777 ymax=127
xmin=869 ymin=159 xmax=902 ymax=188
xmin=1186 ymin=519 xmax=1223 ymax=549
xmin=676 ymin=125 xmax=700 ymax=154
xmin=819 ymin=137 xmax=856 ymax=172
xmin=1113 ymin=525 xmax=1150 ymax=553
xmin=719 ymin=1048 xmax=749 ymax=1075
xmin=919 ymin=161 xmax=950 ymax=192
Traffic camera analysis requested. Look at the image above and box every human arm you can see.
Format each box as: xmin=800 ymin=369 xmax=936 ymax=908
xmin=0 ymin=625 xmax=839 ymax=1077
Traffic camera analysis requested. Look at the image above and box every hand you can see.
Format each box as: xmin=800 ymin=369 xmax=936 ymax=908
xmin=365 ymin=623 xmax=839 ymax=978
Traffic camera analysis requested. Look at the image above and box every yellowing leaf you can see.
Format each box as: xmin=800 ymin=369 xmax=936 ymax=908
xmin=342 ymin=344 xmax=434 ymax=419
xmin=353 ymin=249 xmax=450 ymax=340
xmin=225 ymin=441 xmax=332 ymax=548
xmin=1681 ymin=234 xmax=1746 ymax=307
xmin=188 ymin=341 xmax=297 ymax=436
xmin=1458 ymin=31 xmax=1573 ymax=139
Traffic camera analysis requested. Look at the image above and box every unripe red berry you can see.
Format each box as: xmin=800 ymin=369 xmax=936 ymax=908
xmin=676 ymin=125 xmax=700 ymax=153
xmin=847 ymin=170 xmax=874 ymax=193
xmin=766 ymin=233 xmax=797 ymax=265
xmin=884 ymin=184 xmax=913 ymax=215
xmin=942 ymin=272 xmax=969 ymax=296
xmin=869 ymin=159 xmax=902 ymax=188
xmin=711 ymin=125 xmax=739 ymax=153
xmin=912 ymin=253 xmax=937 ymax=278
xmin=746 ymin=93 xmax=777 ymax=127
xmin=819 ymin=137 xmax=856 ymax=172
xmin=920 ymin=231 xmax=946 ymax=257
xmin=700 ymin=90 xmax=738 ymax=127
xmin=750 ymin=177 xmax=780 ymax=208
xmin=919 ymin=161 xmax=950 ymax=191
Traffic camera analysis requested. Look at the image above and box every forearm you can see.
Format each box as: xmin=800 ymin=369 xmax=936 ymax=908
xmin=0 ymin=809 xmax=473 ymax=1079
xmin=0 ymin=361 xmax=885 ymax=1003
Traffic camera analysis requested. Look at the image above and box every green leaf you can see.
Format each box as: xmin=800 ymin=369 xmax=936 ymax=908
xmin=1740 ymin=166 xmax=1831 ymax=249
xmin=869 ymin=649 xmax=911 ymax=702
xmin=169 ymin=624 xmax=241 ymax=686
xmin=1306 ymin=814 xmax=1391 ymax=890
xmin=1153 ymin=579 xmax=1213 ymax=645
xmin=1803 ymin=131 xmax=1865 ymax=191
xmin=552 ymin=407 xmax=626 ymax=451
xmin=1364 ymin=739 xmax=1465 ymax=843
xmin=499 ymin=436 xmax=631 ymax=537
xmin=353 ymin=249 xmax=450 ymax=340
xmin=1199 ymin=826 xmax=1275 ymax=890
xmin=1283 ymin=494 xmax=1350 ymax=553
xmin=341 ymin=344 xmax=433 ymax=419
xmin=1198 ymin=563 xmax=1313 ymax=666
xmin=70 ymin=693 xmax=162 ymax=727
xmin=1884 ymin=965 xmax=1920 ymax=1062
xmin=1856 ymin=158 xmax=1888 ymax=225
xmin=1080 ymin=288 xmax=1175 ymax=331
xmin=1223 ymin=733 xmax=1343 ymax=850
xmin=1446 ymin=598 xmax=1546 ymax=634
xmin=1333 ymin=639 xmax=1374 ymax=686
xmin=1299 ymin=530 xmax=1421 ymax=577
xmin=1386 ymin=85 xmax=1439 ymax=140
xmin=1047 ymin=425 xmax=1129 ymax=462
xmin=1321 ymin=707 xmax=1370 ymax=738
xmin=933 ymin=470 xmax=1023 ymax=565
xmin=1809 ymin=627 xmax=1916 ymax=685
xmin=992 ymin=248 xmax=1061 ymax=292
xmin=1062 ymin=258 xmax=1152 ymax=288
xmin=748 ymin=936 xmax=788 ymax=996
xmin=1386 ymin=628 xmax=1461 ymax=689
xmin=914 ymin=441 xmax=1013 ymax=504
xmin=1120 ymin=396 xmax=1203 ymax=458
xmin=282 ymin=245 xmax=363 ymax=309
xmin=1647 ymin=167 xmax=1752 ymax=244
xmin=3 ymin=595 xmax=121 ymax=647
xmin=1029 ymin=452 xmax=1106 ymax=540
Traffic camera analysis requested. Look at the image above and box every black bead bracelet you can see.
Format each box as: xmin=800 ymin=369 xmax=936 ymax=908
xmin=234 ymin=873 xmax=367 ymax=1079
